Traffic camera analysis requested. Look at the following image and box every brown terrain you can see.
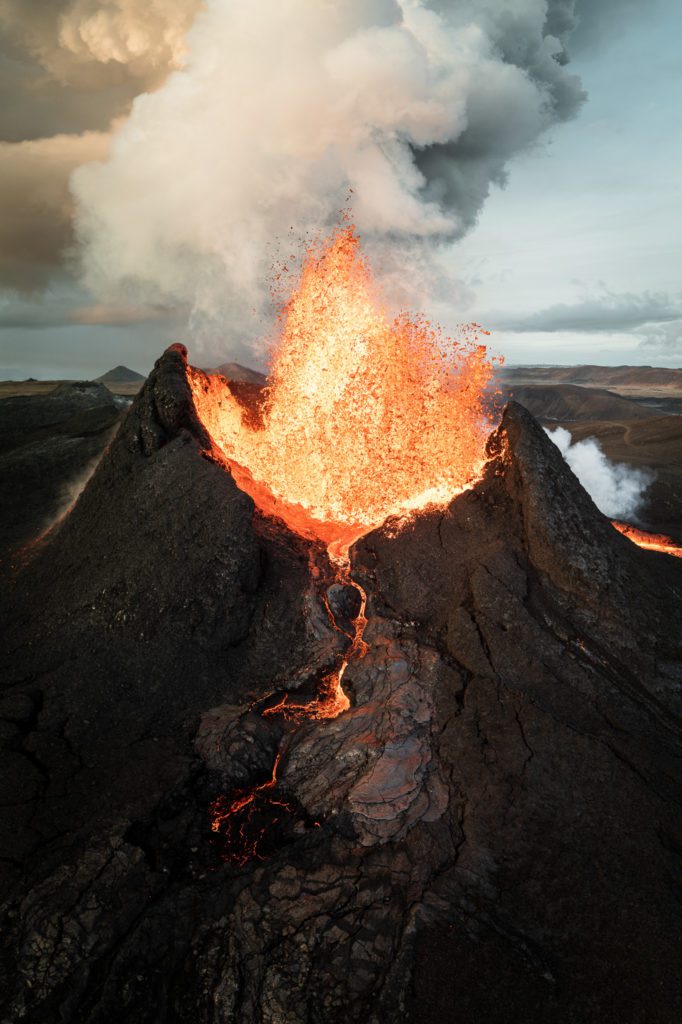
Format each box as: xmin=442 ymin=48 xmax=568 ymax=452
xmin=0 ymin=379 xmax=142 ymax=398
xmin=497 ymin=365 xmax=682 ymax=542
xmin=0 ymin=367 xmax=145 ymax=400
xmin=498 ymin=363 xmax=682 ymax=401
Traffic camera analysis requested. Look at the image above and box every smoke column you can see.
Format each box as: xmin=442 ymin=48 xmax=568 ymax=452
xmin=71 ymin=0 xmax=587 ymax=361
xmin=546 ymin=426 xmax=655 ymax=520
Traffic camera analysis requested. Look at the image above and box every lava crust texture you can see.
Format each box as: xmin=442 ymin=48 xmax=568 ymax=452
xmin=1 ymin=346 xmax=681 ymax=1023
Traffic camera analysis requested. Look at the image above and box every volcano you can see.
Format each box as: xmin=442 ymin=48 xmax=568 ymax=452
xmin=1 ymin=339 xmax=681 ymax=1024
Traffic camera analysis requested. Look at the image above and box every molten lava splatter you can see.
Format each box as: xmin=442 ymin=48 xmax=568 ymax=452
xmin=190 ymin=224 xmax=497 ymax=547
xmin=612 ymin=521 xmax=682 ymax=558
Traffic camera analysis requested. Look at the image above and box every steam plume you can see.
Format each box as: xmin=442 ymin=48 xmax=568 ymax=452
xmin=71 ymin=0 xmax=586 ymax=360
xmin=546 ymin=426 xmax=654 ymax=520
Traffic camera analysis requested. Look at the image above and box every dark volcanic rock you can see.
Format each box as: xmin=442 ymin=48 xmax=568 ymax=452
xmin=0 ymin=350 xmax=681 ymax=1024
xmin=354 ymin=405 xmax=682 ymax=1022
xmin=0 ymin=381 xmax=124 ymax=560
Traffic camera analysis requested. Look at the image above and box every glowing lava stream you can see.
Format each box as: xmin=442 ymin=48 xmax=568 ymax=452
xmin=612 ymin=520 xmax=682 ymax=558
xmin=263 ymin=557 xmax=368 ymax=722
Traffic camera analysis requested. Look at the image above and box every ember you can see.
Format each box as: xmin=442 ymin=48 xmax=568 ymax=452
xmin=207 ymin=554 xmax=367 ymax=862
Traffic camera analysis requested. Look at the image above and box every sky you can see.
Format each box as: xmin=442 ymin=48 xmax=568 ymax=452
xmin=451 ymin=0 xmax=682 ymax=366
xmin=0 ymin=0 xmax=680 ymax=379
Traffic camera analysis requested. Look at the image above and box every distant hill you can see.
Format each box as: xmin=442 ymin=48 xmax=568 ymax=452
xmin=498 ymin=365 xmax=682 ymax=393
xmin=206 ymin=362 xmax=267 ymax=385
xmin=502 ymin=383 xmax=651 ymax=423
xmin=95 ymin=365 xmax=146 ymax=384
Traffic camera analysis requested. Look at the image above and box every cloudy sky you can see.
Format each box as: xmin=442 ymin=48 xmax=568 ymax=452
xmin=0 ymin=0 xmax=680 ymax=379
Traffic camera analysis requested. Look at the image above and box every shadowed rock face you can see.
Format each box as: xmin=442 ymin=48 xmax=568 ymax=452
xmin=1 ymin=348 xmax=681 ymax=1024
xmin=0 ymin=382 xmax=124 ymax=561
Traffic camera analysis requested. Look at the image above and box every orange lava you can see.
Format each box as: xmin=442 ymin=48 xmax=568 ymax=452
xmin=209 ymin=752 xmax=298 ymax=866
xmin=190 ymin=224 xmax=496 ymax=547
xmin=210 ymin=752 xmax=282 ymax=830
xmin=263 ymin=566 xmax=368 ymax=722
xmin=612 ymin=521 xmax=682 ymax=558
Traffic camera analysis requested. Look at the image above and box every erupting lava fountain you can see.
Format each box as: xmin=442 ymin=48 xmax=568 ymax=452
xmin=190 ymin=224 xmax=499 ymax=554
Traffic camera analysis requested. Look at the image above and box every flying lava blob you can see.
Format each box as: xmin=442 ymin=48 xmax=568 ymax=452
xmin=190 ymin=225 xmax=497 ymax=550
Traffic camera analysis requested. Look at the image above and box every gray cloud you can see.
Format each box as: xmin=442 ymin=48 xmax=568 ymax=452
xmin=0 ymin=51 xmax=146 ymax=142
xmin=415 ymin=1 xmax=587 ymax=233
xmin=0 ymin=1 xmax=200 ymax=86
xmin=0 ymin=320 xmax=178 ymax=379
xmin=0 ymin=284 xmax=179 ymax=328
xmin=493 ymin=291 xmax=682 ymax=334
xmin=0 ymin=1 xmax=203 ymax=292
xmin=570 ymin=0 xmax=666 ymax=53
xmin=0 ymin=286 xmax=83 ymax=328
xmin=0 ymin=0 xmax=663 ymax=358
xmin=0 ymin=132 xmax=110 ymax=290
xmin=638 ymin=320 xmax=682 ymax=356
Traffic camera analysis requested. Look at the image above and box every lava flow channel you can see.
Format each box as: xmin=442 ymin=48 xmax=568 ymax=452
xmin=263 ymin=562 xmax=368 ymax=722
xmin=208 ymin=560 xmax=367 ymax=864
xmin=612 ymin=520 xmax=682 ymax=558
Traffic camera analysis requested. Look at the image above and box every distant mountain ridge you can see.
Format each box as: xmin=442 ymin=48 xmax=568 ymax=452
xmin=205 ymin=362 xmax=267 ymax=385
xmin=498 ymin=365 xmax=682 ymax=391
xmin=95 ymin=365 xmax=146 ymax=383
xmin=502 ymin=383 xmax=652 ymax=422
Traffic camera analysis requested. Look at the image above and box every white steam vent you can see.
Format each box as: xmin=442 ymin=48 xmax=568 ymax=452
xmin=545 ymin=426 xmax=655 ymax=520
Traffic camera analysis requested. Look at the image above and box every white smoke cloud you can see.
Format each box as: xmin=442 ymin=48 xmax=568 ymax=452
xmin=70 ymin=0 xmax=587 ymax=361
xmin=546 ymin=426 xmax=655 ymax=520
